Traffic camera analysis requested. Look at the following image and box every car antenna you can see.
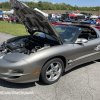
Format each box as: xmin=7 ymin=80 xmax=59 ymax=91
xmin=45 ymin=33 xmax=47 ymax=39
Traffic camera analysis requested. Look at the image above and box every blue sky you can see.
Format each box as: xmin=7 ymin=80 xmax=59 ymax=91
xmin=0 ymin=0 xmax=100 ymax=7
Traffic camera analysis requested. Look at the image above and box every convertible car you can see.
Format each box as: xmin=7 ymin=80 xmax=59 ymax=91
xmin=0 ymin=0 xmax=100 ymax=84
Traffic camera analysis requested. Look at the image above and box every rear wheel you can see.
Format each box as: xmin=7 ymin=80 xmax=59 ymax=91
xmin=40 ymin=58 xmax=64 ymax=84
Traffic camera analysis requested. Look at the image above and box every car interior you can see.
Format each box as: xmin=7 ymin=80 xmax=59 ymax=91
xmin=78 ymin=28 xmax=97 ymax=40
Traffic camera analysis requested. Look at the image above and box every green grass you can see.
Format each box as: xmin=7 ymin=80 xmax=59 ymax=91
xmin=0 ymin=21 xmax=30 ymax=36
xmin=0 ymin=21 xmax=65 ymax=36
xmin=0 ymin=8 xmax=10 ymax=11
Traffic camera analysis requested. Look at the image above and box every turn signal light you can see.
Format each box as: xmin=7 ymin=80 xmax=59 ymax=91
xmin=33 ymin=71 xmax=40 ymax=74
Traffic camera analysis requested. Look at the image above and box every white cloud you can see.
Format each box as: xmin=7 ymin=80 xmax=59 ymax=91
xmin=28 ymin=0 xmax=34 ymax=2
xmin=52 ymin=2 xmax=55 ymax=4
xmin=27 ymin=0 xmax=38 ymax=2
xmin=34 ymin=0 xmax=38 ymax=3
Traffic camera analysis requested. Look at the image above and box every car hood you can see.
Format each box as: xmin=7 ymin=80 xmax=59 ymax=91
xmin=10 ymin=0 xmax=62 ymax=44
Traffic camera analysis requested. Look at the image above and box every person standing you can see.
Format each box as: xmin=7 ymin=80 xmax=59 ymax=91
xmin=2 ymin=14 xmax=4 ymax=21
xmin=99 ymin=17 xmax=100 ymax=25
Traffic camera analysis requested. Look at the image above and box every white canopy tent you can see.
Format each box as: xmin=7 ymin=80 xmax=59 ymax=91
xmin=2 ymin=11 xmax=6 ymax=13
xmin=90 ymin=15 xmax=98 ymax=19
xmin=6 ymin=9 xmax=14 ymax=14
xmin=34 ymin=8 xmax=48 ymax=18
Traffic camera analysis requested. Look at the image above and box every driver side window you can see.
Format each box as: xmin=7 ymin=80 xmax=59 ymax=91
xmin=78 ymin=29 xmax=97 ymax=40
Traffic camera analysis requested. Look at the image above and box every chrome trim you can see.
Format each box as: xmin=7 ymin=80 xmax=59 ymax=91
xmin=68 ymin=52 xmax=100 ymax=63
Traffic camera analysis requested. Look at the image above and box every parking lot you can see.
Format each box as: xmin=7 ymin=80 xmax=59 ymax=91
xmin=0 ymin=32 xmax=100 ymax=100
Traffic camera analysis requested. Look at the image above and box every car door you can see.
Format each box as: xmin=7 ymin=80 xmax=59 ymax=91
xmin=73 ymin=38 xmax=100 ymax=66
xmin=67 ymin=33 xmax=100 ymax=68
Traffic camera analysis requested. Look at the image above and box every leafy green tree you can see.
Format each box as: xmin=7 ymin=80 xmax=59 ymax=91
xmin=0 ymin=1 xmax=100 ymax=11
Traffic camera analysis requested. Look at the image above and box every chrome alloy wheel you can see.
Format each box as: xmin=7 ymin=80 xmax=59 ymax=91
xmin=46 ymin=62 xmax=62 ymax=82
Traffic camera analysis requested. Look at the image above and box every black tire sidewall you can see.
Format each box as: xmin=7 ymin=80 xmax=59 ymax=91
xmin=40 ymin=58 xmax=64 ymax=84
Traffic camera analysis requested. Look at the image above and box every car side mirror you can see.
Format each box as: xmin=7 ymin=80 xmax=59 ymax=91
xmin=75 ymin=38 xmax=88 ymax=44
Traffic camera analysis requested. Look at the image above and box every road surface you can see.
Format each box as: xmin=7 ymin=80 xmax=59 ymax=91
xmin=0 ymin=32 xmax=100 ymax=100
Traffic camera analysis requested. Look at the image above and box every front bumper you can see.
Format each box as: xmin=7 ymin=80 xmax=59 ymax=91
xmin=0 ymin=54 xmax=41 ymax=83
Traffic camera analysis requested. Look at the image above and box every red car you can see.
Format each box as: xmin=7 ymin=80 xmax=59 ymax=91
xmin=92 ymin=25 xmax=100 ymax=31
xmin=51 ymin=22 xmax=100 ymax=31
xmin=51 ymin=22 xmax=69 ymax=26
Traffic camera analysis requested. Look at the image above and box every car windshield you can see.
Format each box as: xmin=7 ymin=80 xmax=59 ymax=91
xmin=34 ymin=25 xmax=82 ymax=43
xmin=55 ymin=25 xmax=82 ymax=43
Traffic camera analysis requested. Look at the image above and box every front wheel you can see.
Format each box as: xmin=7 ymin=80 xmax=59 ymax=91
xmin=40 ymin=58 xmax=64 ymax=84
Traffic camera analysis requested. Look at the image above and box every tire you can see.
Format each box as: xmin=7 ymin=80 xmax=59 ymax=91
xmin=40 ymin=58 xmax=64 ymax=84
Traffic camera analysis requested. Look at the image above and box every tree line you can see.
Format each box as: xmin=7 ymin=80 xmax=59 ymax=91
xmin=0 ymin=1 xmax=100 ymax=11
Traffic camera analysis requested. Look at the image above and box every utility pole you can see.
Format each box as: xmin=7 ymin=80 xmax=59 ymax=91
xmin=99 ymin=8 xmax=100 ymax=16
xmin=67 ymin=5 xmax=69 ymax=13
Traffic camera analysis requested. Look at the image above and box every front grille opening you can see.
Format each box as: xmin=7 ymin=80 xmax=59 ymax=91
xmin=8 ymin=76 xmax=20 ymax=79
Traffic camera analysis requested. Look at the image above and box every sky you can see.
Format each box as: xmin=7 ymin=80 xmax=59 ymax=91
xmin=0 ymin=0 xmax=100 ymax=7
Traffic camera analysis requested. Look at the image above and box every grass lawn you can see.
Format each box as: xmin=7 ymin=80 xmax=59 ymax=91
xmin=0 ymin=21 xmax=29 ymax=36
xmin=0 ymin=8 xmax=10 ymax=11
xmin=0 ymin=21 xmax=63 ymax=36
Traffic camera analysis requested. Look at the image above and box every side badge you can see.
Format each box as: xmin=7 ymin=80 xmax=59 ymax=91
xmin=95 ymin=45 xmax=100 ymax=51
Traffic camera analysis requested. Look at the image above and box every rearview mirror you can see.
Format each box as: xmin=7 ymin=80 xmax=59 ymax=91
xmin=75 ymin=38 xmax=88 ymax=44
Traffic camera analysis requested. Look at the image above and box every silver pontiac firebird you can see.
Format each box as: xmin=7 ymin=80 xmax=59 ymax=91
xmin=0 ymin=0 xmax=100 ymax=84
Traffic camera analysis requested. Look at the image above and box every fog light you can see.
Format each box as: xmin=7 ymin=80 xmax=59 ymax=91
xmin=8 ymin=69 xmax=23 ymax=73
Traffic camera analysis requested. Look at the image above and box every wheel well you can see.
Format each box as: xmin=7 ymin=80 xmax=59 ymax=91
xmin=43 ymin=56 xmax=66 ymax=70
